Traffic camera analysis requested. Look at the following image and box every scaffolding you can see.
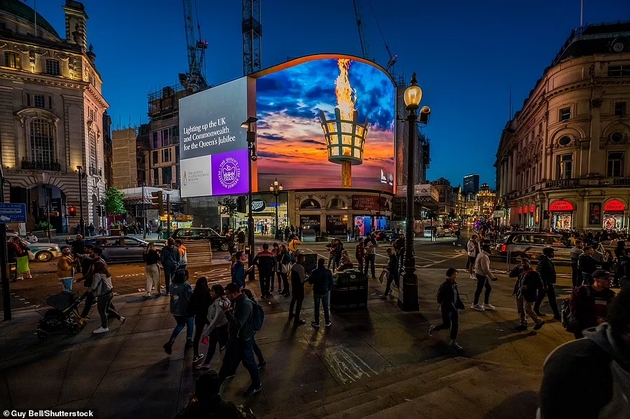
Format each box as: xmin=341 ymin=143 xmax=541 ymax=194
xmin=147 ymin=83 xmax=188 ymax=121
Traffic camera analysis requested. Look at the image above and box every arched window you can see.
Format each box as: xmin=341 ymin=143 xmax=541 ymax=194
xmin=326 ymin=198 xmax=347 ymax=209
xmin=29 ymin=119 xmax=55 ymax=169
xmin=300 ymin=199 xmax=321 ymax=210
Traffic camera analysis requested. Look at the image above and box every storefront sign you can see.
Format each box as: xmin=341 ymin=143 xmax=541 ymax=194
xmin=326 ymin=215 xmax=347 ymax=235
xmin=529 ymin=204 xmax=535 ymax=214
xmin=524 ymin=206 xmax=529 ymax=214
xmin=492 ymin=210 xmax=505 ymax=218
xmin=251 ymin=199 xmax=266 ymax=212
xmin=549 ymin=200 xmax=574 ymax=212
xmin=518 ymin=207 xmax=523 ymax=214
xmin=352 ymin=195 xmax=386 ymax=212
xmin=589 ymin=203 xmax=602 ymax=225
xmin=604 ymin=199 xmax=626 ymax=212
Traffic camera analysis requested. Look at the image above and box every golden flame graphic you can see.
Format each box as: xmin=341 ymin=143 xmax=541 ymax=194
xmin=335 ymin=59 xmax=356 ymax=120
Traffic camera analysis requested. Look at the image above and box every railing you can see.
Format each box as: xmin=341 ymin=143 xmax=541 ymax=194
xmin=89 ymin=167 xmax=102 ymax=176
xmin=613 ymin=178 xmax=630 ymax=186
xmin=545 ymin=179 xmax=579 ymax=188
xmin=20 ymin=160 xmax=61 ymax=171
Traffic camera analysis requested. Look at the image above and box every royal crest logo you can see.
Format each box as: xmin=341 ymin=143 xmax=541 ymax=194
xmin=218 ymin=157 xmax=241 ymax=189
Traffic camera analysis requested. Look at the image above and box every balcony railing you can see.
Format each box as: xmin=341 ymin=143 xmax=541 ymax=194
xmin=20 ymin=159 xmax=61 ymax=171
xmin=613 ymin=177 xmax=630 ymax=186
xmin=89 ymin=167 xmax=102 ymax=176
xmin=545 ymin=179 xmax=579 ymax=188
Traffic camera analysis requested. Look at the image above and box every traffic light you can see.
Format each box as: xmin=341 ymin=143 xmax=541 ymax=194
xmin=237 ymin=196 xmax=247 ymax=213
xmin=68 ymin=206 xmax=76 ymax=216
xmin=151 ymin=191 xmax=164 ymax=216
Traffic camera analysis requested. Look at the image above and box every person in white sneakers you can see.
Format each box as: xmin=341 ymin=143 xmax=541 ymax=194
xmin=89 ymin=247 xmax=125 ymax=334
xmin=429 ymin=268 xmax=465 ymax=351
xmin=472 ymin=244 xmax=497 ymax=311
xmin=466 ymin=235 xmax=480 ymax=279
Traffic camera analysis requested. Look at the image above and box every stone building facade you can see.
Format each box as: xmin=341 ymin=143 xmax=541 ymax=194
xmin=0 ymin=0 xmax=108 ymax=233
xmin=496 ymin=23 xmax=630 ymax=232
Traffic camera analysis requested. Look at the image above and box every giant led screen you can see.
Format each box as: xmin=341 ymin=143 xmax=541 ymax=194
xmin=255 ymin=57 xmax=395 ymax=192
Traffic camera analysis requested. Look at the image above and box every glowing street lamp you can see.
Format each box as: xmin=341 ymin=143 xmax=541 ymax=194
xmin=269 ymin=179 xmax=283 ymax=240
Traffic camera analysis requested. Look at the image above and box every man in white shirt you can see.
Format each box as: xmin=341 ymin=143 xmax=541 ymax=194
xmin=472 ymin=244 xmax=497 ymax=311
xmin=27 ymin=231 xmax=38 ymax=243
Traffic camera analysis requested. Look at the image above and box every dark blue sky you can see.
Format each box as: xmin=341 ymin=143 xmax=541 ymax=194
xmin=32 ymin=0 xmax=630 ymax=188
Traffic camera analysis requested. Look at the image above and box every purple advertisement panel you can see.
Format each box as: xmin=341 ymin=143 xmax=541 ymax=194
xmin=211 ymin=149 xmax=250 ymax=196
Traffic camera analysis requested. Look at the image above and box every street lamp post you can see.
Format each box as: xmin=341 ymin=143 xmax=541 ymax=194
xmin=76 ymin=166 xmax=85 ymax=236
xmin=269 ymin=179 xmax=283 ymax=240
xmin=398 ymin=73 xmax=427 ymax=312
xmin=242 ymin=117 xmax=258 ymax=281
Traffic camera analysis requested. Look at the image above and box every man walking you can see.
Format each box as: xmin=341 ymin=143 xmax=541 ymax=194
xmin=535 ymin=247 xmax=560 ymax=319
xmin=510 ymin=258 xmax=545 ymax=331
xmin=355 ymin=238 xmax=365 ymax=274
xmin=364 ymin=236 xmax=377 ymax=279
xmin=289 ymin=254 xmax=307 ymax=326
xmin=570 ymin=240 xmax=584 ymax=288
xmin=466 ymin=235 xmax=480 ymax=279
xmin=380 ymin=248 xmax=400 ymax=299
xmin=471 ymin=244 xmax=497 ymax=311
xmin=237 ymin=229 xmax=246 ymax=252
xmin=160 ymin=238 xmax=180 ymax=296
xmin=89 ymin=247 xmax=125 ymax=334
xmin=218 ymin=283 xmax=262 ymax=397
xmin=308 ymin=258 xmax=335 ymax=328
xmin=253 ymin=244 xmax=275 ymax=297
xmin=429 ymin=268 xmax=465 ymax=351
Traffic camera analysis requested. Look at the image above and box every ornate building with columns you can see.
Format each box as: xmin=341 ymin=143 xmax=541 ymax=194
xmin=496 ymin=22 xmax=630 ymax=232
xmin=0 ymin=0 xmax=108 ymax=233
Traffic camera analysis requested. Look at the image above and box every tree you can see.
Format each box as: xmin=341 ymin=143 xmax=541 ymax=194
xmin=219 ymin=197 xmax=238 ymax=230
xmin=102 ymin=187 xmax=126 ymax=216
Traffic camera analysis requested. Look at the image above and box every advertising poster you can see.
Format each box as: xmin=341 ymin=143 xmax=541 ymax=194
xmin=326 ymin=215 xmax=347 ymax=235
xmin=589 ymin=203 xmax=602 ymax=225
xmin=179 ymin=78 xmax=249 ymax=197
xmin=300 ymin=215 xmax=321 ymax=232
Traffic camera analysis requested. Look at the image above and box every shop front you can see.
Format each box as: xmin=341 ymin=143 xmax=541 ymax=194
xmin=549 ymin=200 xmax=575 ymax=231
xmin=602 ymin=199 xmax=626 ymax=231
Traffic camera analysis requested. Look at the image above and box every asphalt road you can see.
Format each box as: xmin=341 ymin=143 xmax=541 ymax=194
xmin=1 ymin=235 xmax=573 ymax=313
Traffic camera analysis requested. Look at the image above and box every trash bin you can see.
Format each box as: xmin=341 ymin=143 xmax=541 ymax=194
xmin=330 ymin=269 xmax=368 ymax=311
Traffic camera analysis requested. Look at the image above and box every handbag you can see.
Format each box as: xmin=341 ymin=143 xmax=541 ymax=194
xmin=281 ymin=263 xmax=292 ymax=275
xmin=27 ymin=250 xmax=35 ymax=260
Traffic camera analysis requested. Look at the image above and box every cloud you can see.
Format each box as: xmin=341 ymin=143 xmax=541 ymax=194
xmin=302 ymin=139 xmax=324 ymax=145
xmin=259 ymin=133 xmax=285 ymax=141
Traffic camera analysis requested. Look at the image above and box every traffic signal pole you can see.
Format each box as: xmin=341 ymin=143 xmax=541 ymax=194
xmin=0 ymin=167 xmax=11 ymax=320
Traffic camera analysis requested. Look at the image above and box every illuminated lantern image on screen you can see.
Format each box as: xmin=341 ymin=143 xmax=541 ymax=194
xmin=255 ymin=57 xmax=395 ymax=192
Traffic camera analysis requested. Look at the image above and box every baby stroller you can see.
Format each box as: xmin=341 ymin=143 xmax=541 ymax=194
xmin=36 ymin=291 xmax=89 ymax=339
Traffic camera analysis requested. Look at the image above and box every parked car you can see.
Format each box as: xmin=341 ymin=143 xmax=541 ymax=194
xmin=171 ymin=228 xmax=230 ymax=252
xmin=84 ymin=236 xmax=163 ymax=264
xmin=6 ymin=233 xmax=60 ymax=262
xmin=496 ymin=232 xmax=574 ymax=263
xmin=373 ymin=230 xmax=400 ymax=243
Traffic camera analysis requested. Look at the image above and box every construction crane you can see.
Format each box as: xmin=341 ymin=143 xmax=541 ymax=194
xmin=243 ymin=0 xmax=262 ymax=75
xmin=179 ymin=0 xmax=208 ymax=93
xmin=352 ymin=0 xmax=371 ymax=61
xmin=367 ymin=0 xmax=397 ymax=73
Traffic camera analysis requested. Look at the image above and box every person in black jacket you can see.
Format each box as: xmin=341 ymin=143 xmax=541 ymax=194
xmin=253 ymin=243 xmax=275 ymax=298
xmin=380 ymin=248 xmax=400 ymax=299
xmin=579 ymin=246 xmax=599 ymax=285
xmin=429 ymin=268 xmax=465 ymax=351
xmin=174 ymin=370 xmax=242 ymax=419
xmin=510 ymin=258 xmax=545 ymax=331
xmin=289 ymin=254 xmax=307 ymax=326
xmin=190 ymin=277 xmax=212 ymax=364
xmin=535 ymin=247 xmax=560 ymax=319
xmin=308 ymin=258 xmax=335 ymax=328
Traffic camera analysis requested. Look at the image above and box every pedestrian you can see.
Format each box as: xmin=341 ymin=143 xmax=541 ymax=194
xmin=76 ymin=244 xmax=98 ymax=319
xmin=346 ymin=228 xmax=352 ymax=242
xmin=380 ymin=248 xmax=400 ymax=299
xmin=579 ymin=246 xmax=599 ymax=285
xmin=288 ymin=235 xmax=302 ymax=254
xmin=364 ymin=237 xmax=377 ymax=279
xmin=538 ymin=289 xmax=630 ymax=419
xmin=289 ymin=254 xmax=307 ymax=326
xmin=471 ymin=244 xmax=497 ymax=311
xmin=26 ymin=231 xmax=38 ymax=243
xmin=161 ymin=238 xmax=181 ymax=296
xmin=89 ymin=247 xmax=125 ymax=334
xmin=163 ymin=269 xmax=194 ymax=354
xmin=332 ymin=239 xmax=344 ymax=271
xmin=175 ymin=239 xmax=188 ymax=270
xmin=355 ymin=238 xmax=365 ymax=274
xmin=231 ymin=251 xmax=246 ymax=289
xmin=466 ymin=235 xmax=480 ymax=279
xmin=336 ymin=250 xmax=354 ymax=272
xmin=241 ymin=288 xmax=266 ymax=368
xmin=143 ymin=242 xmax=161 ymax=297
xmin=535 ymin=247 xmax=561 ymax=319
xmin=393 ymin=234 xmax=405 ymax=274
xmin=510 ymin=258 xmax=545 ymax=332
xmin=190 ymin=277 xmax=212 ymax=364
xmin=429 ymin=267 xmax=465 ymax=351
xmin=12 ymin=237 xmax=32 ymax=279
xmin=174 ymin=370 xmax=244 ymax=418
xmin=218 ymin=283 xmax=263 ymax=397
xmin=570 ymin=240 xmax=584 ymax=288
xmin=276 ymin=244 xmax=291 ymax=297
xmin=253 ymin=243 xmax=275 ymax=298
xmin=308 ymin=258 xmax=335 ymax=328
xmin=197 ymin=284 xmax=230 ymax=370
xmin=569 ymin=270 xmax=617 ymax=339
xmin=57 ymin=246 xmax=75 ymax=293
xmin=271 ymin=242 xmax=281 ymax=292
xmin=237 ymin=229 xmax=246 ymax=252
xmin=71 ymin=234 xmax=85 ymax=257
xmin=453 ymin=228 xmax=461 ymax=246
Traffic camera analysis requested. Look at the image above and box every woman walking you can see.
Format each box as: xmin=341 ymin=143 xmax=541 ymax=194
xmin=190 ymin=277 xmax=212 ymax=364
xmin=429 ymin=268 xmax=465 ymax=351
xmin=143 ymin=242 xmax=161 ymax=297
xmin=12 ymin=237 xmax=32 ymax=279
xmin=163 ymin=270 xmax=194 ymax=355
xmin=277 ymin=244 xmax=291 ymax=297
xmin=197 ymin=284 xmax=230 ymax=370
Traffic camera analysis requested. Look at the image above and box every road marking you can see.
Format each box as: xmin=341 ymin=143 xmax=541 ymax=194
xmin=324 ymin=347 xmax=377 ymax=384
xmin=418 ymin=253 xmax=464 ymax=268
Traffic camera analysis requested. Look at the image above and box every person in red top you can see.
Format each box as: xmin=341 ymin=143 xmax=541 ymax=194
xmin=570 ymin=269 xmax=616 ymax=339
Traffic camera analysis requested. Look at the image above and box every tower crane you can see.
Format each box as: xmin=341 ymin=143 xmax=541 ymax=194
xmin=352 ymin=0 xmax=371 ymax=61
xmin=179 ymin=0 xmax=208 ymax=93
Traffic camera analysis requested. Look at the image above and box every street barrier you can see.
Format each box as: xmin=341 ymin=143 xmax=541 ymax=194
xmin=184 ymin=242 xmax=213 ymax=265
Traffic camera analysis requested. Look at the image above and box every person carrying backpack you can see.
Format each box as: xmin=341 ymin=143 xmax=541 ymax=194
xmin=429 ymin=268 xmax=465 ymax=351
xmin=538 ymin=289 xmax=630 ymax=419
xmin=242 ymin=288 xmax=266 ymax=368
xmin=510 ymin=258 xmax=545 ymax=332
xmin=569 ymin=270 xmax=616 ymax=339
xmin=218 ymin=283 xmax=263 ymax=397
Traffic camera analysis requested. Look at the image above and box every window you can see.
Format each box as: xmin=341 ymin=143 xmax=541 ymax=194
xmin=538 ymin=123 xmax=543 ymax=135
xmin=88 ymin=108 xmax=95 ymax=121
xmin=26 ymin=93 xmax=30 ymax=107
xmin=557 ymin=154 xmax=573 ymax=180
xmin=171 ymin=125 xmax=178 ymax=138
xmin=607 ymin=152 xmax=624 ymax=177
xmin=33 ymin=95 xmax=45 ymax=109
xmin=153 ymin=168 xmax=160 ymax=185
xmin=152 ymin=150 xmax=159 ymax=164
xmin=48 ymin=96 xmax=53 ymax=109
xmin=614 ymin=102 xmax=627 ymax=117
xmin=532 ymin=166 xmax=536 ymax=183
xmin=559 ymin=107 xmax=571 ymax=122
xmin=162 ymin=166 xmax=172 ymax=185
xmin=29 ymin=119 xmax=55 ymax=167
xmin=45 ymin=59 xmax=60 ymax=76
xmin=608 ymin=66 xmax=630 ymax=77
xmin=611 ymin=132 xmax=624 ymax=143
xmin=152 ymin=132 xmax=158 ymax=148
xmin=558 ymin=136 xmax=571 ymax=146
xmin=89 ymin=131 xmax=97 ymax=170
xmin=162 ymin=148 xmax=171 ymax=163
xmin=4 ymin=51 xmax=20 ymax=69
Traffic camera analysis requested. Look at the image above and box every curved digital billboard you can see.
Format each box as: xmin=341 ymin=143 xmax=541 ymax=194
xmin=255 ymin=56 xmax=395 ymax=192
